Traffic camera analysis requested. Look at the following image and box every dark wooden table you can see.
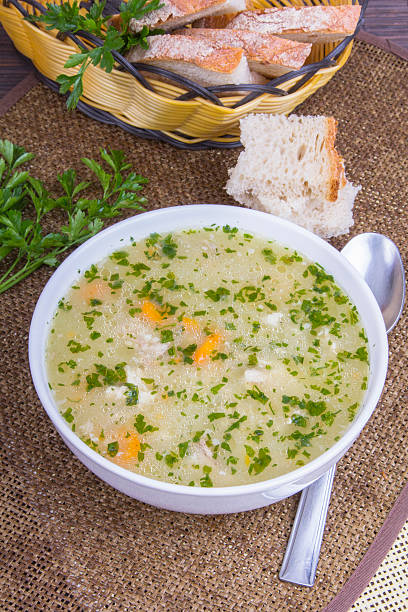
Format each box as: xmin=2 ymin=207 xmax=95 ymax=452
xmin=1 ymin=0 xmax=408 ymax=100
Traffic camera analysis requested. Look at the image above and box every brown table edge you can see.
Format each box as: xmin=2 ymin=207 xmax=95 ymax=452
xmin=0 ymin=38 xmax=407 ymax=612
xmin=356 ymin=30 xmax=408 ymax=61
xmin=0 ymin=70 xmax=38 ymax=116
xmin=324 ymin=481 xmax=408 ymax=612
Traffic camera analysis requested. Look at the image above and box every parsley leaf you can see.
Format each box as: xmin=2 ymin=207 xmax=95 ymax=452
xmin=160 ymin=329 xmax=174 ymax=343
xmin=134 ymin=414 xmax=159 ymax=435
xmin=262 ymin=248 xmax=277 ymax=264
xmin=248 ymin=353 xmax=258 ymax=366
xmin=29 ymin=0 xmax=163 ymax=109
xmin=248 ymin=447 xmax=272 ymax=475
xmin=124 ymin=383 xmax=139 ymax=406
xmin=0 ymin=141 xmax=147 ymax=294
xmin=208 ymin=412 xmax=226 ymax=422
xmin=200 ymin=466 xmax=213 ymax=487
xmin=161 ymin=234 xmax=177 ymax=259
xmin=204 ymin=287 xmax=230 ymax=302
xmin=246 ymin=385 xmax=269 ymax=405
xmin=291 ymin=414 xmax=308 ymax=427
xmin=178 ymin=441 xmax=189 ymax=458
xmin=226 ymin=415 xmax=247 ymax=432
xmin=210 ymin=384 xmax=225 ymax=395
xmin=107 ymin=441 xmax=119 ymax=456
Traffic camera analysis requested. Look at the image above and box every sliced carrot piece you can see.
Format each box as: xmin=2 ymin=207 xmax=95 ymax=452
xmin=120 ymin=433 xmax=141 ymax=461
xmin=193 ymin=333 xmax=223 ymax=364
xmin=182 ymin=316 xmax=201 ymax=335
xmin=79 ymin=280 xmax=108 ymax=302
xmin=142 ymin=300 xmax=163 ymax=324
xmin=112 ymin=431 xmax=141 ymax=466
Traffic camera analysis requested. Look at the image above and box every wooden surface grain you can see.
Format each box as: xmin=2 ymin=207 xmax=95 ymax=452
xmin=0 ymin=0 xmax=407 ymax=100
xmin=364 ymin=0 xmax=408 ymax=48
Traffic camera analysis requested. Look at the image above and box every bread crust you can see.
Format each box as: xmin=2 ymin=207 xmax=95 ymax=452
xmin=128 ymin=0 xmax=244 ymax=32
xmin=108 ymin=14 xmax=123 ymax=30
xmin=325 ymin=116 xmax=345 ymax=202
xmin=227 ymin=6 xmax=361 ymax=41
xmin=192 ymin=13 xmax=238 ymax=28
xmin=174 ymin=27 xmax=311 ymax=71
xmin=191 ymin=0 xmax=252 ymax=27
xmin=127 ymin=34 xmax=244 ymax=73
xmin=169 ymin=0 xmax=225 ymax=15
xmin=112 ymin=0 xmax=227 ymax=31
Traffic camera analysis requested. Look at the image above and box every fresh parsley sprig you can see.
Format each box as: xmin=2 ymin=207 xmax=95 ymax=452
xmin=0 ymin=140 xmax=147 ymax=294
xmin=29 ymin=0 xmax=163 ymax=109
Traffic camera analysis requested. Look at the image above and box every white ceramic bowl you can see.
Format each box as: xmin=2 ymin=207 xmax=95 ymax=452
xmin=29 ymin=205 xmax=388 ymax=514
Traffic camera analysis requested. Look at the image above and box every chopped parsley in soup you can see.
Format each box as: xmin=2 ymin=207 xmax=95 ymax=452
xmin=47 ymin=226 xmax=369 ymax=487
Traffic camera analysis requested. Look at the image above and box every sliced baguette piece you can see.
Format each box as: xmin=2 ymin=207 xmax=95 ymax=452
xmin=225 ymin=114 xmax=361 ymax=238
xmin=190 ymin=0 xmax=252 ymax=27
xmin=128 ymin=0 xmax=245 ymax=33
xmin=126 ymin=34 xmax=258 ymax=86
xmin=227 ymin=5 xmax=361 ymax=44
xmin=191 ymin=13 xmax=238 ymax=28
xmin=174 ymin=28 xmax=312 ymax=77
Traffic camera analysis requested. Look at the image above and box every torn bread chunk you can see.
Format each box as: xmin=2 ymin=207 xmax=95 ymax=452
xmin=128 ymin=0 xmax=246 ymax=33
xmin=227 ymin=5 xmax=361 ymax=44
xmin=174 ymin=28 xmax=312 ymax=77
xmin=225 ymin=114 xmax=361 ymax=238
xmin=126 ymin=34 xmax=259 ymax=86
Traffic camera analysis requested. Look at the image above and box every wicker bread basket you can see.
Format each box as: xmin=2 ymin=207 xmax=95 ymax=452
xmin=0 ymin=0 xmax=366 ymax=148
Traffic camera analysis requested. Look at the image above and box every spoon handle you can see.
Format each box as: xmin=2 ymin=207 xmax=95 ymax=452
xmin=279 ymin=465 xmax=336 ymax=586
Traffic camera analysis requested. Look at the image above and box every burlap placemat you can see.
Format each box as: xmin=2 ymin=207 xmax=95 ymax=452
xmin=0 ymin=40 xmax=407 ymax=611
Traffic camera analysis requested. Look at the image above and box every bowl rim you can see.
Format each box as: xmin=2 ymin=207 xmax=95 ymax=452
xmin=29 ymin=204 xmax=388 ymax=497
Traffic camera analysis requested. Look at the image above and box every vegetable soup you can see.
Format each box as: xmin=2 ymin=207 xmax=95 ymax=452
xmin=47 ymin=226 xmax=369 ymax=487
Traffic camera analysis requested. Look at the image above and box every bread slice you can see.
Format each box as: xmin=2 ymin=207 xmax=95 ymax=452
xmin=227 ymin=5 xmax=361 ymax=44
xmin=126 ymin=34 xmax=259 ymax=86
xmin=174 ymin=28 xmax=312 ymax=77
xmin=225 ymin=114 xmax=361 ymax=238
xmin=128 ymin=0 xmax=245 ymax=33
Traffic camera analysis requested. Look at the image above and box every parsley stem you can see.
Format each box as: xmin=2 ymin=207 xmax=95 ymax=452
xmin=0 ymin=251 xmax=59 ymax=294
xmin=0 ymin=242 xmax=85 ymax=294
xmin=0 ymin=251 xmax=22 ymax=286
xmin=0 ymin=235 xmax=95 ymax=294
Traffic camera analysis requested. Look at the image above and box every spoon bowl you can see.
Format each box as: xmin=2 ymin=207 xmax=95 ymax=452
xmin=280 ymin=232 xmax=405 ymax=587
xmin=342 ymin=233 xmax=405 ymax=333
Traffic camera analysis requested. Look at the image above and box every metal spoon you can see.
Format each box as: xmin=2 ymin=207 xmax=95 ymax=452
xmin=280 ymin=233 xmax=405 ymax=587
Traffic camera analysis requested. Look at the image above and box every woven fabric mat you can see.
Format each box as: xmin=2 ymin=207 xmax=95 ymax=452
xmin=0 ymin=40 xmax=407 ymax=611
xmin=351 ymin=520 xmax=408 ymax=612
